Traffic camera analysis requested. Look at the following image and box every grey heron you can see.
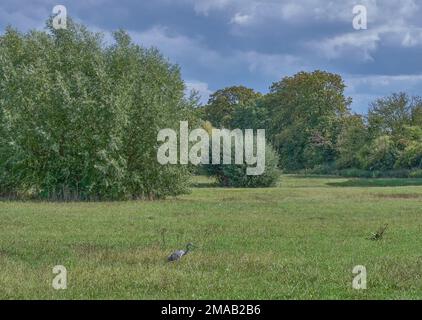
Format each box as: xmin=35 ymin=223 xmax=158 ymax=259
xmin=167 ymin=243 xmax=194 ymax=262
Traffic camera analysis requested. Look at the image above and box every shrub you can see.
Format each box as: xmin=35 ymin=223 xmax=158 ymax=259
xmin=205 ymin=141 xmax=281 ymax=188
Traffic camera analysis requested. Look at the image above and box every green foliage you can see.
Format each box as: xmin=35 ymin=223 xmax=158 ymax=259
xmin=202 ymin=86 xmax=261 ymax=128
xmin=205 ymin=141 xmax=280 ymax=188
xmin=360 ymin=136 xmax=399 ymax=171
xmin=0 ymin=19 xmax=192 ymax=200
xmin=409 ymin=169 xmax=422 ymax=178
xmin=198 ymin=78 xmax=422 ymax=175
xmin=335 ymin=115 xmax=368 ymax=169
xmin=265 ymin=70 xmax=352 ymax=170
xmin=229 ymin=99 xmax=269 ymax=130
xmin=2 ymin=20 xmax=422 ymax=197
xmin=394 ymin=126 xmax=422 ymax=169
xmin=412 ymin=104 xmax=422 ymax=126
xmin=396 ymin=142 xmax=422 ymax=169
xmin=368 ymin=92 xmax=422 ymax=137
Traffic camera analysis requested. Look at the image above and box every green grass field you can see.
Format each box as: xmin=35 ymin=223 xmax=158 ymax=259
xmin=1 ymin=175 xmax=422 ymax=300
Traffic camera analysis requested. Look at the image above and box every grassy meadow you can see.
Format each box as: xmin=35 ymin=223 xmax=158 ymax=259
xmin=0 ymin=175 xmax=422 ymax=299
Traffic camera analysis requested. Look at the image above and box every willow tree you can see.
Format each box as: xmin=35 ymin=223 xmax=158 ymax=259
xmin=0 ymin=19 xmax=191 ymax=200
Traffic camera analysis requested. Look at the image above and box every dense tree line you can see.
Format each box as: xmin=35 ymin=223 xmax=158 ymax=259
xmin=2 ymin=19 xmax=422 ymax=200
xmin=200 ymin=72 xmax=422 ymax=177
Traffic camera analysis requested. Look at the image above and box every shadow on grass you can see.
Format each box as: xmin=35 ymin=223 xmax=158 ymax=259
xmin=288 ymin=174 xmax=341 ymax=179
xmin=328 ymin=178 xmax=422 ymax=188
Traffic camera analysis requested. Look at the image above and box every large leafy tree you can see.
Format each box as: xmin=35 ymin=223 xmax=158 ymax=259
xmin=229 ymin=98 xmax=270 ymax=130
xmin=0 ymin=19 xmax=192 ymax=200
xmin=367 ymin=92 xmax=422 ymax=138
xmin=265 ymin=71 xmax=351 ymax=170
xmin=202 ymin=86 xmax=262 ymax=128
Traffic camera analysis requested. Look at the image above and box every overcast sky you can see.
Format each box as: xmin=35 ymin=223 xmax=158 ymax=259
xmin=1 ymin=0 xmax=422 ymax=113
